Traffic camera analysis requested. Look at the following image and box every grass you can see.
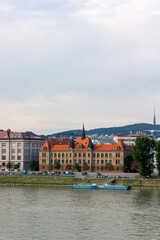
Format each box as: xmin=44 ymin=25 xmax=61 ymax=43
xmin=0 ymin=175 xmax=160 ymax=188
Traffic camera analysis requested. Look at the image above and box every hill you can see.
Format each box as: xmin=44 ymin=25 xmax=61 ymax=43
xmin=47 ymin=123 xmax=160 ymax=138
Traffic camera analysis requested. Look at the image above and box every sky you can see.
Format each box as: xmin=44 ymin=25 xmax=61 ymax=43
xmin=0 ymin=0 xmax=160 ymax=134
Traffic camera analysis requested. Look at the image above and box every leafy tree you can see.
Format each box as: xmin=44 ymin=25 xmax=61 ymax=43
xmin=124 ymin=155 xmax=133 ymax=172
xmin=66 ymin=164 xmax=72 ymax=170
xmin=82 ymin=162 xmax=89 ymax=170
xmin=74 ymin=163 xmax=81 ymax=171
xmin=6 ymin=162 xmax=12 ymax=170
xmin=156 ymin=141 xmax=160 ymax=176
xmin=53 ymin=159 xmax=61 ymax=170
xmin=105 ymin=162 xmax=114 ymax=171
xmin=100 ymin=165 xmax=104 ymax=171
xmin=130 ymin=161 xmax=139 ymax=173
xmin=29 ymin=160 xmax=39 ymax=171
xmin=132 ymin=137 xmax=155 ymax=177
xmin=13 ymin=163 xmax=20 ymax=169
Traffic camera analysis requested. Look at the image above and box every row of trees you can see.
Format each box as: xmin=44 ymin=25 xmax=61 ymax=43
xmin=0 ymin=160 xmax=39 ymax=171
xmin=124 ymin=136 xmax=160 ymax=177
xmin=52 ymin=160 xmax=115 ymax=172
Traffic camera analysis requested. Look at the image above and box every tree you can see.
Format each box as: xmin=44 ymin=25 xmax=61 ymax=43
xmin=105 ymin=162 xmax=114 ymax=171
xmin=74 ymin=163 xmax=81 ymax=171
xmin=66 ymin=164 xmax=72 ymax=170
xmin=82 ymin=162 xmax=89 ymax=171
xmin=132 ymin=137 xmax=155 ymax=177
xmin=6 ymin=162 xmax=12 ymax=171
xmin=13 ymin=163 xmax=20 ymax=169
xmin=156 ymin=141 xmax=160 ymax=176
xmin=29 ymin=160 xmax=39 ymax=171
xmin=100 ymin=165 xmax=104 ymax=171
xmin=53 ymin=159 xmax=61 ymax=170
xmin=124 ymin=155 xmax=133 ymax=172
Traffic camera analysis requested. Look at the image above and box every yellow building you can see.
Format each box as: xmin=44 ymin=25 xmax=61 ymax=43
xmin=39 ymin=127 xmax=132 ymax=172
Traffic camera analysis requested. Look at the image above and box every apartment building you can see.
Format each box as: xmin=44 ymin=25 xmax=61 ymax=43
xmin=113 ymin=132 xmax=147 ymax=146
xmin=0 ymin=130 xmax=44 ymax=171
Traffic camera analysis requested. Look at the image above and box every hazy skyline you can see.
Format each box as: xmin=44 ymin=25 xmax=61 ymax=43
xmin=0 ymin=0 xmax=160 ymax=134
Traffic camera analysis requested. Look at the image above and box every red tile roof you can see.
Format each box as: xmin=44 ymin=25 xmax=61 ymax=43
xmin=74 ymin=136 xmax=90 ymax=149
xmin=0 ymin=130 xmax=42 ymax=140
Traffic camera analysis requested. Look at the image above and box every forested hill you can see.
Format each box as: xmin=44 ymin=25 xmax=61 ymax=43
xmin=47 ymin=123 xmax=160 ymax=138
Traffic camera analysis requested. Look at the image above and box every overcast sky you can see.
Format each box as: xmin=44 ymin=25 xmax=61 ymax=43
xmin=0 ymin=0 xmax=160 ymax=134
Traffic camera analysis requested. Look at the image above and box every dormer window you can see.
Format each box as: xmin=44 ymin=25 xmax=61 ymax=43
xmin=43 ymin=146 xmax=47 ymax=151
xmin=79 ymin=144 xmax=83 ymax=148
xmin=117 ymin=146 xmax=120 ymax=150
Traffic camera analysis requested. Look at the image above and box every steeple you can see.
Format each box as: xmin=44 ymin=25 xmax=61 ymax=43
xmin=81 ymin=124 xmax=85 ymax=140
xmin=153 ymin=107 xmax=156 ymax=126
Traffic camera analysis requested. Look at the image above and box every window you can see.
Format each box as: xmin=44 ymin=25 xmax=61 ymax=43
xmin=74 ymin=153 xmax=77 ymax=157
xmin=17 ymin=143 xmax=21 ymax=147
xmin=116 ymin=153 xmax=120 ymax=157
xmin=43 ymin=166 xmax=45 ymax=170
xmin=2 ymin=143 xmax=6 ymax=147
xmin=101 ymin=160 xmax=104 ymax=164
xmin=93 ymin=153 xmax=95 ymax=157
xmin=105 ymin=160 xmax=108 ymax=164
xmin=2 ymin=149 xmax=6 ymax=153
xmin=12 ymin=156 xmax=15 ymax=160
xmin=70 ymin=153 xmax=72 ymax=157
xmin=97 ymin=160 xmax=99 ymax=164
xmin=12 ymin=149 xmax=15 ymax=153
xmin=54 ymin=153 xmax=57 ymax=157
xmin=70 ymin=159 xmax=72 ymax=164
xmin=42 ymin=153 xmax=46 ymax=157
xmin=79 ymin=159 xmax=81 ymax=164
xmin=97 ymin=166 xmax=99 ymax=170
xmin=62 ymin=159 xmax=64 ymax=164
xmin=66 ymin=153 xmax=68 ymax=157
xmin=105 ymin=153 xmax=108 ymax=158
xmin=42 ymin=160 xmax=46 ymax=164
xmin=118 ymin=160 xmax=120 ymax=164
xmin=88 ymin=160 xmax=90 ymax=164
xmin=88 ymin=153 xmax=90 ymax=158
xmin=58 ymin=159 xmax=60 ymax=163
xmin=32 ymin=143 xmax=35 ymax=147
xmin=109 ymin=160 xmax=112 ymax=163
xmin=12 ymin=143 xmax=16 ymax=147
xmin=83 ymin=153 xmax=86 ymax=157
xmin=2 ymin=156 xmax=6 ymax=160
xmin=97 ymin=153 xmax=99 ymax=157
xmin=109 ymin=153 xmax=112 ymax=158
xmin=74 ymin=160 xmax=77 ymax=164
xmin=50 ymin=159 xmax=53 ymax=164
xmin=101 ymin=153 xmax=104 ymax=158
xmin=17 ymin=156 xmax=21 ymax=160
xmin=17 ymin=149 xmax=21 ymax=154
xmin=58 ymin=153 xmax=60 ymax=157
xmin=79 ymin=153 xmax=81 ymax=157
xmin=50 ymin=153 xmax=53 ymax=157
xmin=2 ymin=163 xmax=5 ymax=166
xmin=93 ymin=160 xmax=95 ymax=164
xmin=66 ymin=159 xmax=68 ymax=164
xmin=62 ymin=153 xmax=64 ymax=157
xmin=83 ymin=159 xmax=85 ymax=163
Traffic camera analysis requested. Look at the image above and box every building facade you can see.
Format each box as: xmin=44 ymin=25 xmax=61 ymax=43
xmin=0 ymin=130 xmax=44 ymax=171
xmin=113 ymin=132 xmax=147 ymax=146
xmin=39 ymin=128 xmax=132 ymax=172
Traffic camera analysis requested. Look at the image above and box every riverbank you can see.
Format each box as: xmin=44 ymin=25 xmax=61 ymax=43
xmin=0 ymin=174 xmax=160 ymax=189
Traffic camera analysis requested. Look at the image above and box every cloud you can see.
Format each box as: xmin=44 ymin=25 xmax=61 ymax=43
xmin=0 ymin=0 xmax=160 ymax=133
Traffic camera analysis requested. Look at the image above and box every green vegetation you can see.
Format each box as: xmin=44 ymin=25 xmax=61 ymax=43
xmin=105 ymin=162 xmax=114 ymax=171
xmin=124 ymin=155 xmax=139 ymax=173
xmin=66 ymin=164 xmax=72 ymax=170
xmin=74 ymin=163 xmax=81 ymax=171
xmin=82 ymin=162 xmax=89 ymax=171
xmin=53 ymin=159 xmax=61 ymax=170
xmin=156 ymin=141 xmax=160 ymax=176
xmin=6 ymin=162 xmax=12 ymax=171
xmin=132 ymin=137 xmax=155 ymax=177
xmin=29 ymin=160 xmax=39 ymax=171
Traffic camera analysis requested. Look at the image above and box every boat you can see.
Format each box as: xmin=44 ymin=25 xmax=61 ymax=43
xmin=71 ymin=179 xmax=132 ymax=190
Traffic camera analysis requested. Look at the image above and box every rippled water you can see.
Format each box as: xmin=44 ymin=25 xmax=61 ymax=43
xmin=0 ymin=186 xmax=160 ymax=240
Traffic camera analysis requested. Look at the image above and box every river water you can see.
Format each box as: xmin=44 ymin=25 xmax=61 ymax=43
xmin=0 ymin=186 xmax=159 ymax=240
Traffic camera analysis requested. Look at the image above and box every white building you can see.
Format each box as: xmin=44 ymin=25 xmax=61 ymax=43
xmin=0 ymin=130 xmax=44 ymax=171
xmin=113 ymin=132 xmax=147 ymax=146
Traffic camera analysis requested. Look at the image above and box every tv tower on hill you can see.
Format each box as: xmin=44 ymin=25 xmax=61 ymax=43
xmin=153 ymin=107 xmax=156 ymax=126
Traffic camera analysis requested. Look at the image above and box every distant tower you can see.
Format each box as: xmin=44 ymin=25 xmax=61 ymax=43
xmin=81 ymin=124 xmax=85 ymax=139
xmin=153 ymin=108 xmax=156 ymax=126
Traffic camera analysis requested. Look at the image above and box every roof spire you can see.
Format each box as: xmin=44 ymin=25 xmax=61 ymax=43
xmin=81 ymin=124 xmax=85 ymax=140
xmin=153 ymin=107 xmax=156 ymax=126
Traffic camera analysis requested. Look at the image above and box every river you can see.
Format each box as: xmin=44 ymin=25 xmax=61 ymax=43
xmin=0 ymin=186 xmax=159 ymax=240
